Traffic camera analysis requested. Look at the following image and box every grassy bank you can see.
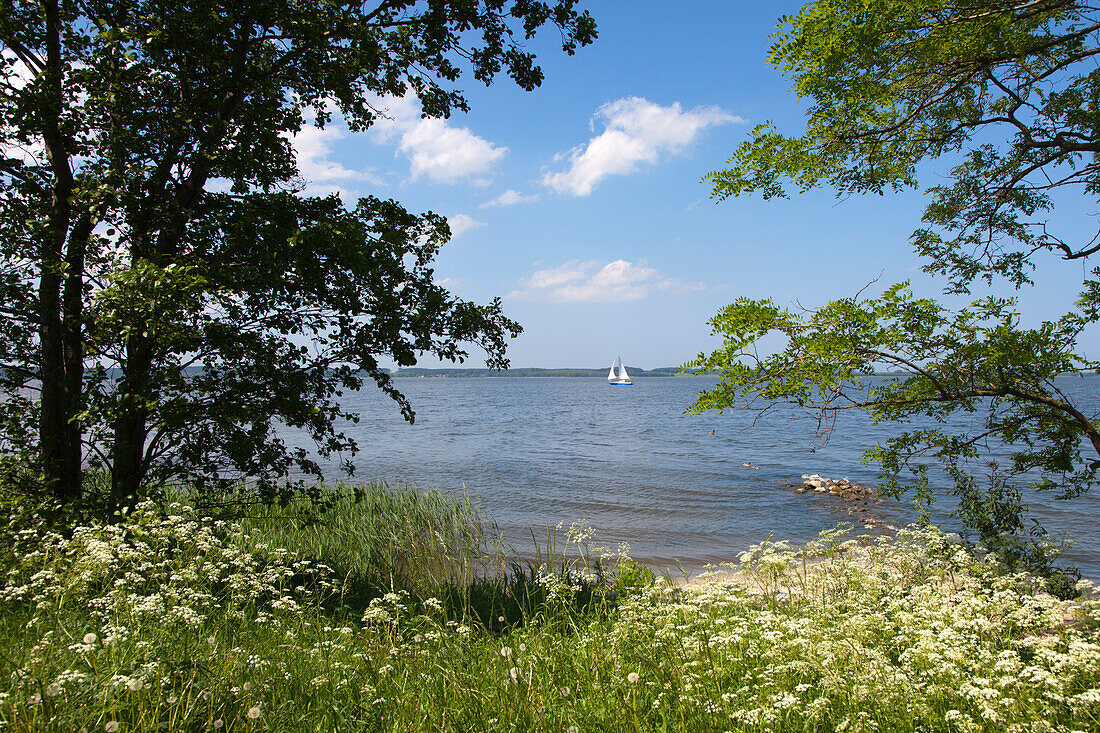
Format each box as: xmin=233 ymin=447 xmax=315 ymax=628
xmin=0 ymin=483 xmax=1098 ymax=731
xmin=235 ymin=483 xmax=498 ymax=603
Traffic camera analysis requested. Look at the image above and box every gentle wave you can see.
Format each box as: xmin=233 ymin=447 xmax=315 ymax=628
xmin=280 ymin=375 xmax=1100 ymax=578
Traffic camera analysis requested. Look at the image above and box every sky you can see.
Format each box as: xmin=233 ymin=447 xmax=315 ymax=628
xmin=293 ymin=0 xmax=1099 ymax=370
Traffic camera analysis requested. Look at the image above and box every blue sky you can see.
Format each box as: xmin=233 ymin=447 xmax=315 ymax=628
xmin=294 ymin=0 xmax=1097 ymax=369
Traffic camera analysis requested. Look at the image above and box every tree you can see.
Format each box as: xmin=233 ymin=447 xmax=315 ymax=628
xmin=688 ymin=0 xmax=1100 ymax=573
xmin=0 ymin=0 xmax=595 ymax=509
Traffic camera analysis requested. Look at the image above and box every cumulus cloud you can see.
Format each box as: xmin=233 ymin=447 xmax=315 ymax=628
xmin=370 ymin=93 xmax=508 ymax=183
xmin=285 ymin=101 xmax=383 ymax=195
xmin=543 ymin=97 xmax=742 ymax=196
xmin=447 ymin=213 xmax=485 ymax=238
xmin=507 ymin=259 xmax=705 ymax=302
xmin=291 ymin=124 xmax=383 ymax=188
xmin=480 ymin=189 xmax=539 ymax=208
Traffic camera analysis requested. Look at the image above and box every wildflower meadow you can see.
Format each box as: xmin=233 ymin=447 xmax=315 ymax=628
xmin=0 ymin=484 xmax=1097 ymax=731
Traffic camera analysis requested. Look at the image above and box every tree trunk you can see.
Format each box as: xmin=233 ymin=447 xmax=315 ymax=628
xmin=38 ymin=0 xmax=82 ymax=502
xmin=61 ymin=221 xmax=87 ymax=496
xmin=39 ymin=225 xmax=84 ymax=503
xmin=103 ymin=26 xmax=244 ymax=509
xmin=110 ymin=331 xmax=151 ymax=512
xmin=38 ymin=245 xmax=71 ymax=499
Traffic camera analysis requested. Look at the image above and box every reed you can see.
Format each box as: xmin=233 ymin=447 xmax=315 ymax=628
xmin=236 ymin=481 xmax=498 ymax=603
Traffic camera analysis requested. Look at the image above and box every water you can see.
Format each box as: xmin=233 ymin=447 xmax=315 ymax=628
xmin=283 ymin=375 xmax=1100 ymax=578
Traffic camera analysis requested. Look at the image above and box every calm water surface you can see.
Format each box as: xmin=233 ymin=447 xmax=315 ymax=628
xmin=286 ymin=376 xmax=1100 ymax=578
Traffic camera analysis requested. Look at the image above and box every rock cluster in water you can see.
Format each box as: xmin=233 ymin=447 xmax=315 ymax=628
xmin=795 ymin=474 xmax=876 ymax=500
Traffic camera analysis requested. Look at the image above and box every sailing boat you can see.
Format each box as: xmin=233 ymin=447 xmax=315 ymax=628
xmin=607 ymin=355 xmax=632 ymax=385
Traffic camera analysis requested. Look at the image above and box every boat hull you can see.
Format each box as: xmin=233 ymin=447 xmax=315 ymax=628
xmin=608 ymin=380 xmax=632 ymax=386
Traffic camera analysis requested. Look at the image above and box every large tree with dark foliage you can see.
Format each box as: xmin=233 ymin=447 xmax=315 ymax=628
xmin=689 ymin=0 xmax=1100 ymax=578
xmin=0 ymin=0 xmax=595 ymax=509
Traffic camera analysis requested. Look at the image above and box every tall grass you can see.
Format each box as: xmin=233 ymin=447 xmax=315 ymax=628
xmin=235 ymin=481 xmax=496 ymax=603
xmin=0 ymin=484 xmax=1097 ymax=731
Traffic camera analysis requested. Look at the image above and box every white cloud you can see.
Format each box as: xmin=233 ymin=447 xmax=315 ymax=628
xmin=508 ymin=259 xmax=705 ymax=303
xmin=299 ymin=183 xmax=359 ymax=206
xmin=290 ymin=124 xmax=383 ymax=187
xmin=370 ymin=93 xmax=508 ymax=183
xmin=447 ymin=214 xmax=485 ymax=238
xmin=211 ymin=130 xmax=366 ymax=203
xmin=286 ymin=101 xmax=382 ymax=192
xmin=543 ymin=97 xmax=742 ymax=196
xmin=480 ymin=189 xmax=539 ymax=208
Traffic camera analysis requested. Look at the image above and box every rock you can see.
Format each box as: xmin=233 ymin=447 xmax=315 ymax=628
xmin=795 ymin=472 xmax=879 ymax=501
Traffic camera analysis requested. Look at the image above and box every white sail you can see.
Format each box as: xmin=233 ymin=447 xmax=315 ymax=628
xmin=608 ymin=355 xmax=631 ymax=384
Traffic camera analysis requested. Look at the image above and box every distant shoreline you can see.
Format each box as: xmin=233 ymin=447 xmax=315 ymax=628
xmin=389 ymin=367 xmax=690 ymax=379
xmin=387 ymin=368 xmax=920 ymax=379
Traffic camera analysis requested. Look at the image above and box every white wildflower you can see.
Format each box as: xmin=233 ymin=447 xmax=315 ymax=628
xmin=773 ymin=692 xmax=797 ymax=709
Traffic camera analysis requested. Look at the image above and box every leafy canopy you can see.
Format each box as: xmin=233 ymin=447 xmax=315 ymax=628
xmin=689 ymin=284 xmax=1100 ymax=496
xmin=690 ymin=0 xmax=1100 ymax=574
xmin=708 ymin=0 xmax=1100 ymax=291
xmin=0 ymin=0 xmax=595 ymax=504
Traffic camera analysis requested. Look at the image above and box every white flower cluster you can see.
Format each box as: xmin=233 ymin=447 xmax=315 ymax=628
xmin=606 ymin=525 xmax=1100 ymax=730
xmin=1 ymin=501 xmax=338 ymax=725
